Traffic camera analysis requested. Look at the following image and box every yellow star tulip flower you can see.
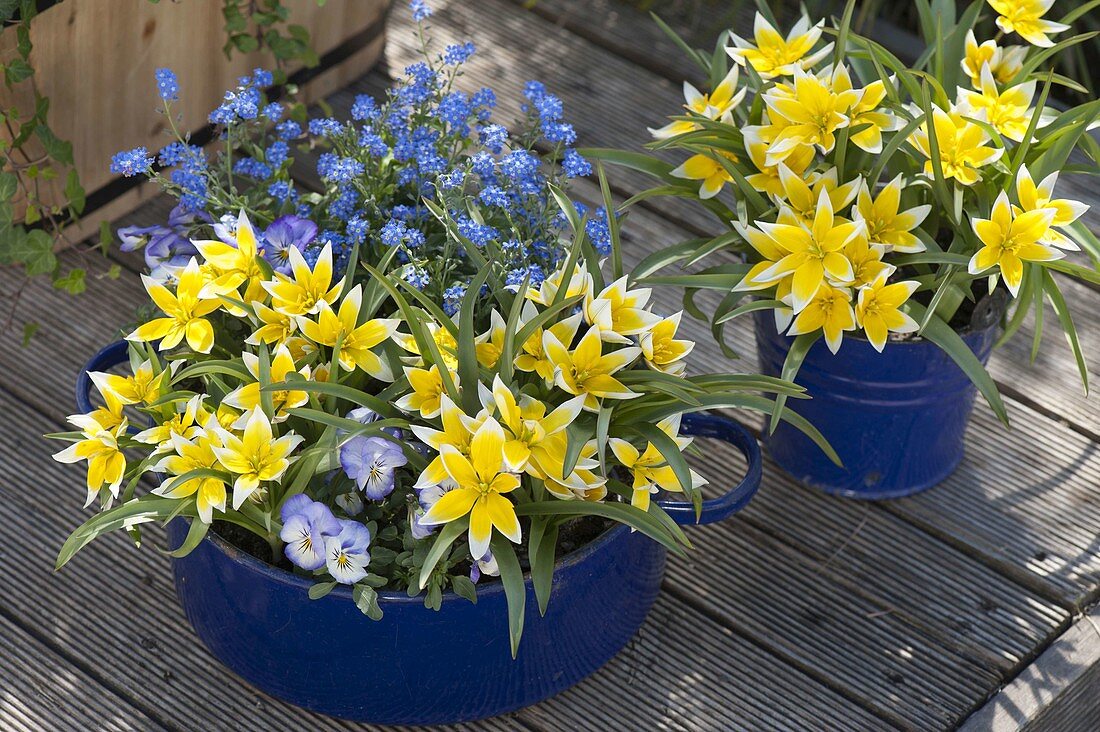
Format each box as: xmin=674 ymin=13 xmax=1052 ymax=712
xmin=956 ymin=65 xmax=1038 ymax=142
xmin=411 ymin=395 xmax=482 ymax=489
xmin=670 ymin=151 xmax=738 ymax=200
xmin=543 ymin=324 xmax=641 ymax=411
xmin=584 ymin=276 xmax=661 ymax=342
xmin=772 ymin=165 xmax=860 ymax=227
xmin=987 ymin=0 xmax=1069 ymax=47
xmin=743 ymin=125 xmax=814 ymax=196
xmin=526 ymin=262 xmax=592 ymax=306
xmin=515 ymin=311 xmax=585 ymax=383
xmin=212 ymin=407 xmax=303 ymax=509
xmin=640 ymin=312 xmax=694 ymax=376
xmin=733 ymin=221 xmax=793 ymax=295
xmin=395 ymin=322 xmax=460 ymax=371
xmin=152 ymin=430 xmax=228 ymax=524
xmin=262 ymin=242 xmax=343 ymax=317
xmin=475 ymin=310 xmax=508 ymax=368
xmin=299 ymin=285 xmax=399 ymax=380
xmin=962 ymin=30 xmax=1027 ymax=86
xmin=418 ymin=417 xmax=522 ymax=560
xmin=1013 ymin=165 xmax=1089 ymax=250
xmin=543 ymin=443 xmax=608 ymax=502
xmin=89 ymin=358 xmax=173 ymax=406
xmin=52 ymin=414 xmax=128 ymax=506
xmin=845 ymin=235 xmax=894 ymax=288
xmin=395 ymin=364 xmax=453 ymax=419
xmin=247 ymin=301 xmax=297 ymax=347
xmin=726 ymin=13 xmax=833 ymax=79
xmin=763 ymin=66 xmax=859 ymax=161
xmin=831 ymin=68 xmax=902 ymax=154
xmin=649 ymin=65 xmax=746 ymax=139
xmin=749 ymin=190 xmax=862 ymax=310
xmin=223 ymin=344 xmax=310 ymax=423
xmin=609 ymin=415 xmax=706 ymax=511
xmin=910 ymin=106 xmax=1003 ymax=186
xmin=853 ymin=176 xmax=930 ymax=253
xmin=787 ymin=284 xmax=856 ymax=353
xmin=855 ymin=274 xmax=920 ymax=352
xmin=133 ymin=394 xmax=207 ymax=448
xmin=968 ymin=191 xmax=1062 ymax=296
xmin=489 ymin=376 xmax=585 ymax=479
xmin=192 ymin=210 xmax=267 ymax=311
xmin=127 ymin=258 xmax=221 ymax=353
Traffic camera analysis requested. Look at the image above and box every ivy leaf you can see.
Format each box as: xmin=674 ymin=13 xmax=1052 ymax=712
xmin=5 ymin=58 xmax=34 ymax=85
xmin=0 ymin=172 xmax=17 ymax=201
xmin=53 ymin=268 xmax=86 ymax=295
xmin=64 ymin=169 xmax=84 ymax=215
xmin=232 ymin=33 xmax=260 ymax=53
xmin=13 ymin=229 xmax=56 ymax=276
xmin=36 ymin=125 xmax=73 ymax=165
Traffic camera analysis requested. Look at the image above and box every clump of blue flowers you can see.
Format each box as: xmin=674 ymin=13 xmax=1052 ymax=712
xmin=112 ymin=0 xmax=596 ymax=324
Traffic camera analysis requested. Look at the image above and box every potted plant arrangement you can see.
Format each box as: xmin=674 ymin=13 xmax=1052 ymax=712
xmin=592 ymin=0 xmax=1100 ymax=498
xmin=48 ymin=3 xmax=830 ymax=723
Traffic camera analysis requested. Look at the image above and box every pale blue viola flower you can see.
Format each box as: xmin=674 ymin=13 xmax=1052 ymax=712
xmin=325 ymin=519 xmax=372 ymax=584
xmin=470 ymin=550 xmax=499 ymax=584
xmin=340 ymin=436 xmax=408 ymax=500
xmin=409 ymin=481 xmax=450 ymax=539
xmin=279 ymin=494 xmax=341 ymax=571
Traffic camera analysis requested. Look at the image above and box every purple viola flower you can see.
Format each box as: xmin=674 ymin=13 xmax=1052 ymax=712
xmin=408 ymin=504 xmax=435 ymax=540
xmin=262 ymin=215 xmax=318 ymax=274
xmin=470 ymin=550 xmax=499 ymax=584
xmin=409 ymin=481 xmax=449 ymax=540
xmin=347 ymin=407 xmax=379 ymax=424
xmin=279 ymin=494 xmax=341 ymax=571
xmin=144 ymin=228 xmax=197 ymax=273
xmin=212 ymin=214 xmax=237 ymax=243
xmin=325 ymin=519 xmax=372 ymax=584
xmin=117 ymin=225 xmax=167 ymax=253
xmin=167 ymin=204 xmax=212 ymax=229
xmin=340 ymin=436 xmax=408 ymax=500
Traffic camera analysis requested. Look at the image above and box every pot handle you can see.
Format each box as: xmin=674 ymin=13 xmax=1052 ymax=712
xmin=75 ymin=340 xmax=130 ymax=414
xmin=658 ymin=412 xmax=762 ymax=526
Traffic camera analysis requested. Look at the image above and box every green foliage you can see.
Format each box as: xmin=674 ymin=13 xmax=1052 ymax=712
xmin=0 ymin=1 xmax=86 ymax=342
xmin=221 ymin=0 xmax=324 ymax=79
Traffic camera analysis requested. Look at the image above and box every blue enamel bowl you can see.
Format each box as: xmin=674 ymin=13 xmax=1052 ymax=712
xmin=80 ymin=341 xmax=762 ymax=724
xmin=754 ymin=310 xmax=999 ymax=499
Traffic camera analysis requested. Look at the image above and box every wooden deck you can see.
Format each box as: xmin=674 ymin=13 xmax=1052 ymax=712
xmin=4 ymin=1 xmax=1100 ymax=729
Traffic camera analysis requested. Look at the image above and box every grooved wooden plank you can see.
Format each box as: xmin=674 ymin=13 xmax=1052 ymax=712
xmin=516 ymin=592 xmax=893 ymax=732
xmin=0 ymin=612 xmax=164 ymax=731
xmin=960 ymin=606 xmax=1100 ymax=732
xmin=667 ymin=503 xmax=997 ymax=728
xmin=682 ymin=437 xmax=1070 ymax=672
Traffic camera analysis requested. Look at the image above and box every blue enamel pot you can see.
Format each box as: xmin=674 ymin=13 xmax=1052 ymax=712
xmin=753 ymin=308 xmax=1000 ymax=500
xmin=79 ymin=341 xmax=762 ymax=725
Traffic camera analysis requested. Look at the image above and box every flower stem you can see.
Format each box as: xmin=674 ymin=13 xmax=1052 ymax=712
xmin=267 ymin=531 xmax=283 ymax=564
